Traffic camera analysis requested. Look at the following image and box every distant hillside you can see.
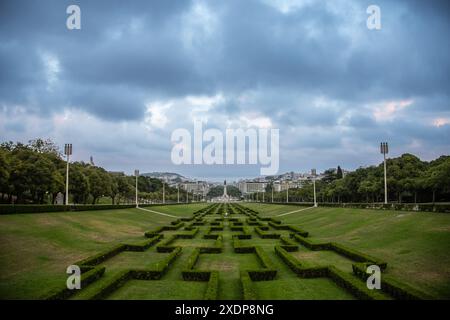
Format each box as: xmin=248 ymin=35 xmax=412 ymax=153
xmin=141 ymin=172 xmax=190 ymax=183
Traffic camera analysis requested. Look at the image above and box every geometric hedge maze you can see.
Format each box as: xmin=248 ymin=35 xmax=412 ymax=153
xmin=45 ymin=203 xmax=430 ymax=300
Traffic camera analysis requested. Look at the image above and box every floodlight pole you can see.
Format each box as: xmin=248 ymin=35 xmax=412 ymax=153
xmin=312 ymin=169 xmax=317 ymax=207
xmin=271 ymin=184 xmax=274 ymax=203
xmin=64 ymin=144 xmax=72 ymax=205
xmin=135 ymin=169 xmax=139 ymax=208
xmin=286 ymin=183 xmax=289 ymax=203
xmin=381 ymin=142 xmax=389 ymax=204
xmin=177 ymin=184 xmax=180 ymax=203
xmin=162 ymin=178 xmax=165 ymax=204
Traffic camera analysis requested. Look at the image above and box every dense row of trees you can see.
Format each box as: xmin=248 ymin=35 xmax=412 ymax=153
xmin=257 ymin=154 xmax=450 ymax=203
xmin=207 ymin=185 xmax=242 ymax=198
xmin=1 ymin=139 xmax=449 ymax=205
xmin=0 ymin=139 xmax=193 ymax=204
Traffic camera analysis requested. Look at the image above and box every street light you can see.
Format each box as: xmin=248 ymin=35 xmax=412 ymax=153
xmin=135 ymin=169 xmax=139 ymax=208
xmin=271 ymin=183 xmax=274 ymax=203
xmin=64 ymin=143 xmax=72 ymax=205
xmin=380 ymin=142 xmax=389 ymax=204
xmin=311 ymin=169 xmax=317 ymax=207
xmin=162 ymin=177 xmax=166 ymax=204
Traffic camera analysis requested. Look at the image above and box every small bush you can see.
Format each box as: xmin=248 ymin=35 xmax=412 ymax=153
xmin=240 ymin=271 xmax=258 ymax=300
xmin=204 ymin=271 xmax=219 ymax=300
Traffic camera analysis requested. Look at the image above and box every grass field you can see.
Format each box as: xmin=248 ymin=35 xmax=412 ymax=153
xmin=0 ymin=202 xmax=449 ymax=299
xmin=244 ymin=203 xmax=450 ymax=298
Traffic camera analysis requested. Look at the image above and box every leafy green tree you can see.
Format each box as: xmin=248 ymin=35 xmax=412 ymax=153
xmin=0 ymin=149 xmax=10 ymax=201
xmin=337 ymin=166 xmax=343 ymax=179
xmin=69 ymin=164 xmax=90 ymax=204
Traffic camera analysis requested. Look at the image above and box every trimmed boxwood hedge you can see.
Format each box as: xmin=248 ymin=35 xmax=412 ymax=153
xmin=44 ymin=266 xmax=106 ymax=300
xmin=291 ymin=235 xmax=387 ymax=269
xmin=331 ymin=242 xmax=387 ymax=269
xmin=89 ymin=269 xmax=132 ymax=300
xmin=144 ymin=222 xmax=184 ymax=238
xmin=352 ymin=263 xmax=431 ymax=300
xmin=174 ymin=227 xmax=199 ymax=239
xmin=328 ymin=266 xmax=388 ymax=300
xmin=233 ymin=239 xmax=256 ymax=253
xmin=240 ymin=271 xmax=258 ymax=300
xmin=156 ymin=235 xmax=177 ymax=252
xmin=279 ymin=236 xmax=299 ymax=251
xmin=264 ymin=201 xmax=450 ymax=213
xmin=204 ymin=271 xmax=219 ymax=300
xmin=76 ymin=244 xmax=126 ymax=266
xmin=123 ymin=235 xmax=162 ymax=252
xmin=88 ymin=247 xmax=182 ymax=299
xmin=275 ymin=245 xmax=388 ymax=299
xmin=244 ymin=246 xmax=277 ymax=281
xmin=291 ymin=234 xmax=331 ymax=250
xmin=0 ymin=202 xmax=200 ymax=215
xmin=199 ymin=235 xmax=223 ymax=253
xmin=268 ymin=222 xmax=309 ymax=237
xmin=255 ymin=226 xmax=280 ymax=239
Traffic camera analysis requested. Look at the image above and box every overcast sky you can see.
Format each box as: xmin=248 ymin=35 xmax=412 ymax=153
xmin=0 ymin=0 xmax=449 ymax=181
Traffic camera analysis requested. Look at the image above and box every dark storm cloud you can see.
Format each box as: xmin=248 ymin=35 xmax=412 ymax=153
xmin=0 ymin=0 xmax=449 ymax=176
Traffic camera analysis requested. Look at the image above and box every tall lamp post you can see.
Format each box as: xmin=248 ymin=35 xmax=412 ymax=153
xmin=64 ymin=144 xmax=72 ymax=205
xmin=162 ymin=178 xmax=166 ymax=204
xmin=312 ymin=169 xmax=317 ymax=207
xmin=271 ymin=183 xmax=274 ymax=203
xmin=134 ymin=169 xmax=139 ymax=208
xmin=380 ymin=142 xmax=389 ymax=204
xmin=286 ymin=182 xmax=289 ymax=203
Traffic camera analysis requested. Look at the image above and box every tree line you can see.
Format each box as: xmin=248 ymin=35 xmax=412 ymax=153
xmin=261 ymin=153 xmax=450 ymax=203
xmin=0 ymin=139 xmax=193 ymax=204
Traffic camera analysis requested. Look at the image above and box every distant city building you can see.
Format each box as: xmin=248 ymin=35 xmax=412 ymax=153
xmin=181 ymin=181 xmax=210 ymax=195
xmin=238 ymin=181 xmax=267 ymax=194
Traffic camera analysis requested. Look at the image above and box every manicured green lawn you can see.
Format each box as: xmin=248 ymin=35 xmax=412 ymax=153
xmin=0 ymin=203 xmax=208 ymax=299
xmin=244 ymin=203 xmax=450 ymax=298
xmin=1 ymin=202 xmax=449 ymax=299
xmin=107 ymin=280 xmax=207 ymax=300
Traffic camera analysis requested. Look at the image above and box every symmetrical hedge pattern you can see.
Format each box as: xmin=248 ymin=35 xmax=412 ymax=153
xmin=46 ymin=203 xmax=430 ymax=300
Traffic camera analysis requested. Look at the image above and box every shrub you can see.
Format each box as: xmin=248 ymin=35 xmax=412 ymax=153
xmin=328 ymin=266 xmax=388 ymax=300
xmin=204 ymin=271 xmax=219 ymax=300
xmin=352 ymin=263 xmax=431 ymax=300
xmin=279 ymin=236 xmax=299 ymax=251
xmin=156 ymin=235 xmax=177 ymax=252
xmin=255 ymin=227 xmax=280 ymax=239
xmin=330 ymin=243 xmax=387 ymax=270
xmin=286 ymin=225 xmax=309 ymax=237
xmin=150 ymin=246 xmax=182 ymax=277
xmin=292 ymin=234 xmax=331 ymax=250
xmin=274 ymin=245 xmax=328 ymax=278
xmin=76 ymin=244 xmax=126 ymax=266
xmin=123 ymin=235 xmax=162 ymax=252
xmin=233 ymin=239 xmax=256 ymax=253
xmin=175 ymin=227 xmax=199 ymax=239
xmin=44 ymin=266 xmax=105 ymax=300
